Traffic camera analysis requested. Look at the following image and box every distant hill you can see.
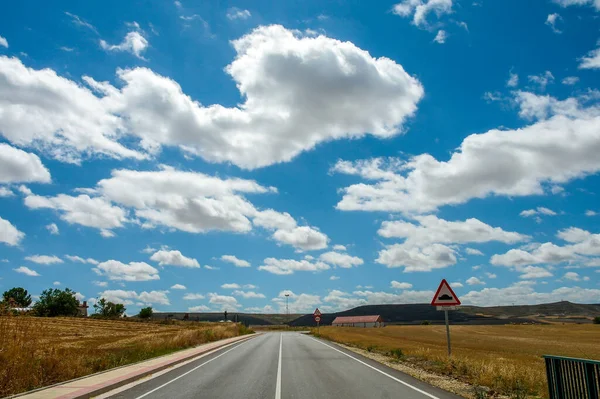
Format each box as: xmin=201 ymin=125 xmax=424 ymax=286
xmin=287 ymin=301 xmax=600 ymax=327
xmin=151 ymin=312 xmax=302 ymax=325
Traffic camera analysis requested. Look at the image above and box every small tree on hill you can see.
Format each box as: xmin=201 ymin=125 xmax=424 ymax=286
xmin=594 ymin=316 xmax=600 ymax=325
xmin=138 ymin=307 xmax=153 ymax=319
xmin=2 ymin=287 xmax=32 ymax=308
xmin=33 ymin=288 xmax=79 ymax=317
xmin=93 ymin=298 xmax=126 ymax=318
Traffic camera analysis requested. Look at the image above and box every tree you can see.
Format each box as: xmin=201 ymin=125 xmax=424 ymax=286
xmin=33 ymin=288 xmax=79 ymax=317
xmin=224 ymin=310 xmax=228 ymax=321
xmin=138 ymin=307 xmax=153 ymax=319
xmin=594 ymin=316 xmax=600 ymax=325
xmin=2 ymin=287 xmax=32 ymax=308
xmin=93 ymin=298 xmax=126 ymax=318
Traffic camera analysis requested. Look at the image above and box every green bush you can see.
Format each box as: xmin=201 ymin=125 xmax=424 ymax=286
xmin=593 ymin=316 xmax=600 ymax=325
xmin=93 ymin=298 xmax=126 ymax=318
xmin=389 ymin=348 xmax=404 ymax=359
xmin=33 ymin=288 xmax=79 ymax=317
xmin=421 ymin=320 xmax=431 ymax=325
xmin=2 ymin=287 xmax=32 ymax=308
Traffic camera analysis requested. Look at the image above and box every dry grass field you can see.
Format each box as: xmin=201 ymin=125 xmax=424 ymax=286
xmin=316 ymin=324 xmax=600 ymax=398
xmin=0 ymin=315 xmax=253 ymax=397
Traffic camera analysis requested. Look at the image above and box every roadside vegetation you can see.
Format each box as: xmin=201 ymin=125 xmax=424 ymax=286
xmin=0 ymin=286 xmax=253 ymax=397
xmin=314 ymin=324 xmax=600 ymax=399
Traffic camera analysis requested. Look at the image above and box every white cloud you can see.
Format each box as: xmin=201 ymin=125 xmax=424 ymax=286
xmin=519 ymin=266 xmax=553 ymax=279
xmin=579 ymin=45 xmax=600 ymax=70
xmin=465 ymin=248 xmax=484 ymax=256
xmin=188 ymin=305 xmax=210 ymax=312
xmin=0 ymin=24 xmax=423 ymax=169
xmin=507 ymin=72 xmax=519 ymax=88
xmin=252 ymin=210 xmax=296 ymax=231
xmin=232 ymin=290 xmax=265 ymax=299
xmin=208 ymin=293 xmax=239 ymax=310
xmin=377 ymin=243 xmax=456 ymax=271
xmin=451 ymin=282 xmax=463 ymax=288
xmin=272 ymin=226 xmax=329 ymax=251
xmin=485 ymin=273 xmax=497 ymax=279
xmin=245 ymin=305 xmax=275 ymax=313
xmin=392 ymin=0 xmax=453 ymax=27
xmin=462 ymin=282 xmax=600 ymax=306
xmin=333 ymin=91 xmax=600 ymax=214
xmin=433 ymin=30 xmax=447 ymax=44
xmin=0 ymin=35 xmax=8 ymax=48
xmin=0 ymin=187 xmax=13 ymax=197
xmin=65 ymin=12 xmax=98 ymax=34
xmin=204 ymin=265 xmax=219 ymax=270
xmin=25 ymin=255 xmax=63 ymax=265
xmin=273 ymin=292 xmax=321 ymax=313
xmin=14 ymin=266 xmax=40 ymax=276
xmin=141 ymin=246 xmax=157 ymax=254
xmin=0 ymin=216 xmax=25 ymax=246
xmin=150 ymin=249 xmax=200 ymax=268
xmin=65 ymin=255 xmax=99 ymax=264
xmin=553 ymin=0 xmax=600 ymax=11
xmin=562 ymin=76 xmax=579 ymax=85
xmin=585 ymin=210 xmax=597 ymax=216
xmin=466 ymin=276 xmax=485 ymax=285
xmin=93 ymin=260 xmax=159 ymax=281
xmin=0 ymin=144 xmax=51 ymax=184
xmin=258 ymin=258 xmax=330 ymax=275
xmin=226 ymin=8 xmax=251 ymax=20
xmin=221 ymin=255 xmax=250 ymax=268
xmin=332 ymin=245 xmax=347 ymax=251
xmin=98 ymin=290 xmax=145 ymax=305
xmin=520 ymin=207 xmax=557 ymax=218
xmin=183 ymin=293 xmax=205 ymax=300
xmin=174 ymin=1 xmax=182 ymax=8
xmin=353 ymin=289 xmax=434 ymax=305
xmin=330 ymin=275 xmax=340 ymax=280
xmin=45 ymin=223 xmax=59 ymax=235
xmin=528 ymin=71 xmax=554 ymax=91
xmin=25 ymin=193 xmax=127 ymax=236
xmin=221 ymin=283 xmax=241 ymax=289
xmin=318 ymin=251 xmax=364 ymax=268
xmin=93 ymin=281 xmax=108 ymax=287
xmin=563 ymin=271 xmax=581 ymax=281
xmin=545 ymin=13 xmax=562 ymax=34
xmin=100 ymin=31 xmax=149 ymax=59
xmin=138 ymin=290 xmax=170 ymax=305
xmin=391 ymin=281 xmax=413 ymax=289
xmin=171 ymin=284 xmax=186 ymax=290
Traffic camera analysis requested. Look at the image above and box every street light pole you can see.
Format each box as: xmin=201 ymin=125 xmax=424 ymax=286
xmin=285 ymin=293 xmax=290 ymax=324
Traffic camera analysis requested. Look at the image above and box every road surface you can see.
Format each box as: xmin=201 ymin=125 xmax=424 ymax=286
xmin=105 ymin=332 xmax=461 ymax=399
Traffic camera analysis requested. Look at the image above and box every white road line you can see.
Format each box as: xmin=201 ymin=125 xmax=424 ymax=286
xmin=307 ymin=335 xmax=441 ymax=399
xmin=275 ymin=333 xmax=283 ymax=399
xmin=134 ymin=336 xmax=256 ymax=399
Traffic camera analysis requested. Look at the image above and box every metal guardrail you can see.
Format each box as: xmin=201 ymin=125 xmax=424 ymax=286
xmin=544 ymin=355 xmax=600 ymax=399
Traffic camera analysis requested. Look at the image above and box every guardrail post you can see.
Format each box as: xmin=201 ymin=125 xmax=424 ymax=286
xmin=553 ymin=359 xmax=564 ymax=399
xmin=585 ymin=363 xmax=598 ymax=399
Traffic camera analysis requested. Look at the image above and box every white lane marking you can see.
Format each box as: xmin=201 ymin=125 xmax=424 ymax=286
xmin=134 ymin=336 xmax=256 ymax=399
xmin=307 ymin=335 xmax=441 ymax=399
xmin=275 ymin=333 xmax=283 ymax=399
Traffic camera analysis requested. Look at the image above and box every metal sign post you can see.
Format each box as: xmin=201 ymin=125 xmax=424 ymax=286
xmin=431 ymin=279 xmax=461 ymax=358
xmin=313 ymin=308 xmax=322 ymax=334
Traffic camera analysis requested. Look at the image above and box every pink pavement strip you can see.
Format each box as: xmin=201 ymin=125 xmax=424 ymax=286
xmin=13 ymin=334 xmax=257 ymax=399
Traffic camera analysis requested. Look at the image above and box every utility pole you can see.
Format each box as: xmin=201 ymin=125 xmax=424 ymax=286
xmin=285 ymin=293 xmax=290 ymax=323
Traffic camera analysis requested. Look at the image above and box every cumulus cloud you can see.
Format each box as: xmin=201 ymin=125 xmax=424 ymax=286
xmin=183 ymin=293 xmax=205 ymax=300
xmin=528 ymin=71 xmax=554 ymax=90
xmin=507 ymin=71 xmax=519 ymax=88
xmin=171 ymin=284 xmax=186 ymax=290
xmin=586 ymin=210 xmax=597 ymax=216
xmin=221 ymin=283 xmax=241 ymax=289
xmin=150 ymin=249 xmax=200 ymax=268
xmin=14 ymin=266 xmax=40 ymax=276
xmin=65 ymin=12 xmax=98 ymax=34
xmin=46 ymin=223 xmax=59 ymax=235
xmin=545 ymin=13 xmax=562 ymax=34
xmin=208 ymin=293 xmax=239 ymax=310
xmin=376 ymin=215 xmax=527 ymax=271
xmin=93 ymin=260 xmax=159 ymax=281
xmin=0 ymin=144 xmax=51 ymax=184
xmin=221 ymin=255 xmax=250 ymax=267
xmin=0 ymin=216 xmax=25 ymax=246
xmin=138 ymin=290 xmax=170 ymax=305
xmin=100 ymin=31 xmax=149 ymax=59
xmin=333 ymin=91 xmax=600 ymax=214
xmin=272 ymin=226 xmax=328 ymax=251
xmin=25 ymin=255 xmax=63 ymax=265
xmin=65 ymin=255 xmax=99 ymax=264
xmin=563 ymin=271 xmax=581 ymax=281
xmin=226 ymin=7 xmax=251 ymax=20
xmin=562 ymin=76 xmax=579 ymax=85
xmin=333 ymin=245 xmax=347 ymax=251
xmin=553 ymin=0 xmax=600 ymax=11
xmin=0 ymin=35 xmax=8 ymax=48
xmin=330 ymin=275 xmax=340 ymax=280
xmin=232 ymin=290 xmax=265 ymax=299
xmin=98 ymin=289 xmax=169 ymax=306
xmin=462 ymin=282 xmax=600 ymax=306
xmin=318 ymin=251 xmax=364 ymax=268
xmin=258 ymin=258 xmax=330 ymax=275
xmin=0 ymin=24 xmax=423 ymax=169
xmin=24 ymin=193 xmax=127 ymax=236
xmin=465 ymin=248 xmax=484 ymax=256
xmin=466 ymin=276 xmax=485 ymax=285
xmin=579 ymin=45 xmax=600 ymax=70
xmin=273 ymin=291 xmax=321 ymax=313
xmin=392 ymin=0 xmax=453 ymax=27
xmin=433 ymin=30 xmax=447 ymax=44
xmin=391 ymin=281 xmax=413 ymax=289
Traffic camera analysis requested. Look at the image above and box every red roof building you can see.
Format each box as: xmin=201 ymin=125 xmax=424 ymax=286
xmin=331 ymin=315 xmax=384 ymax=327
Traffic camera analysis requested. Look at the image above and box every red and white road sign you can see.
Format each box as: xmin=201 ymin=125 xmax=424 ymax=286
xmin=313 ymin=308 xmax=321 ymax=317
xmin=431 ymin=279 xmax=461 ymax=306
xmin=314 ymin=316 xmax=321 ymax=323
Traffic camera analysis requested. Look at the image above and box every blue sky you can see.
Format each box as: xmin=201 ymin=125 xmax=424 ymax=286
xmin=1 ymin=0 xmax=599 ymax=315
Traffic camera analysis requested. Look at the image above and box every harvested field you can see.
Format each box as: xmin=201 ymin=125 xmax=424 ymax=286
xmin=0 ymin=315 xmax=253 ymax=397
xmin=315 ymin=324 xmax=600 ymax=398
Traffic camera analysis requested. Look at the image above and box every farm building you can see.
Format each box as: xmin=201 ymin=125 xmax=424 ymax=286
xmin=331 ymin=315 xmax=384 ymax=328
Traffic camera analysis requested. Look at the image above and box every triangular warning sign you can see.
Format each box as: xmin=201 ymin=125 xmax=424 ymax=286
xmin=313 ymin=308 xmax=321 ymax=316
xmin=431 ymin=279 xmax=461 ymax=306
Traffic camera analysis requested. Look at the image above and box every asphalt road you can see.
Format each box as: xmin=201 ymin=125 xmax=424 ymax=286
xmin=105 ymin=332 xmax=461 ymax=399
